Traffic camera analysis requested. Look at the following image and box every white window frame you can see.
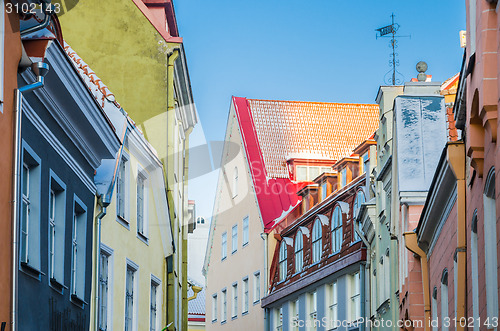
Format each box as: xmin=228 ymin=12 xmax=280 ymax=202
xmin=221 ymin=288 xmax=227 ymax=322
xmin=279 ymin=241 xmax=287 ymax=281
xmin=294 ymin=230 xmax=303 ymax=273
xmin=253 ymin=271 xmax=260 ymax=304
xmin=242 ymin=277 xmax=249 ymax=314
xmin=48 ymin=170 xmax=66 ymax=285
xmin=242 ymin=216 xmax=249 ymax=246
xmin=221 ymin=231 xmax=227 ymax=260
xmin=431 ymin=287 xmax=438 ymax=331
xmin=150 ymin=274 xmax=161 ymax=331
xmin=20 ymin=142 xmax=42 ymax=271
xmin=350 ymin=272 xmax=361 ymax=322
xmin=353 ymin=190 xmax=365 ymax=241
xmin=328 ymin=281 xmax=338 ymax=328
xmin=341 ymin=168 xmax=347 ymax=187
xmin=231 ymin=282 xmax=238 ymax=319
xmin=312 ymin=219 xmax=322 ymax=263
xmin=331 ymin=206 xmax=342 ymax=253
xmin=232 ymin=224 xmax=238 ymax=253
xmin=290 ymin=299 xmax=299 ymax=331
xmin=136 ymin=169 xmax=148 ymax=239
xmin=321 ymin=181 xmax=327 ymax=200
xmin=71 ymin=195 xmax=87 ymax=302
xmin=125 ymin=259 xmax=139 ymax=331
xmin=212 ymin=293 xmax=218 ymax=322
xmin=275 ymin=306 xmax=283 ymax=331
xmin=99 ymin=244 xmax=113 ymax=331
xmin=441 ymin=270 xmax=449 ymax=331
xmin=307 ymin=291 xmax=318 ymax=329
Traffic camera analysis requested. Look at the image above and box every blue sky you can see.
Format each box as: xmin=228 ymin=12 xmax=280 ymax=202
xmin=176 ymin=0 xmax=466 ymax=218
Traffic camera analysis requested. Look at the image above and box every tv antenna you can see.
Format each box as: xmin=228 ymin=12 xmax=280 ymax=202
xmin=376 ymin=13 xmax=411 ymax=85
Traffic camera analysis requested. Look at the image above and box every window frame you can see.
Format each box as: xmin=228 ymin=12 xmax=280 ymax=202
xmin=70 ymin=195 xmax=87 ymax=304
xmin=231 ymin=282 xmax=238 ymax=319
xmin=221 ymin=288 xmax=227 ymax=323
xmin=19 ymin=141 xmax=42 ymax=273
xmin=136 ymin=168 xmax=148 ymax=240
xmin=242 ymin=277 xmax=249 ymax=314
xmin=231 ymin=224 xmax=238 ymax=254
xmin=242 ymin=216 xmax=249 ymax=247
xmin=212 ymin=293 xmax=218 ymax=322
xmin=221 ymin=231 xmax=227 ymax=260
xmin=349 ymin=272 xmax=361 ymax=322
xmin=353 ymin=190 xmax=366 ymax=241
xmin=441 ymin=269 xmax=449 ymax=331
xmin=311 ymin=219 xmax=322 ymax=263
xmin=125 ymin=259 xmax=139 ymax=331
xmin=331 ymin=206 xmax=343 ymax=253
xmin=232 ymin=166 xmax=238 ymax=198
xmin=48 ymin=170 xmax=66 ymax=288
xmin=294 ymin=230 xmax=303 ymax=273
xmin=279 ymin=241 xmax=287 ymax=281
xmin=253 ymin=271 xmax=260 ymax=304
xmin=98 ymin=244 xmax=113 ymax=331
xmin=150 ymin=274 xmax=161 ymax=331
xmin=116 ymin=153 xmax=130 ymax=227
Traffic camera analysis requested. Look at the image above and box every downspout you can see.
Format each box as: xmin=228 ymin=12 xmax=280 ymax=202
xmin=12 ymin=61 xmax=49 ymax=331
xmin=165 ymin=48 xmax=179 ymax=331
xmin=403 ymin=232 xmax=431 ymax=330
xmin=354 ymin=222 xmax=370 ymax=331
xmin=93 ymin=199 xmax=107 ymax=331
xmin=447 ymin=142 xmax=466 ymax=330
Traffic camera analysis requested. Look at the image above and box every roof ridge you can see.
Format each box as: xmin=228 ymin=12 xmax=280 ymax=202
xmin=247 ymin=98 xmax=378 ymax=106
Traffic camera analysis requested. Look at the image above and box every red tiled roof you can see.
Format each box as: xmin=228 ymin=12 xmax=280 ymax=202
xmin=233 ymin=97 xmax=379 ymax=230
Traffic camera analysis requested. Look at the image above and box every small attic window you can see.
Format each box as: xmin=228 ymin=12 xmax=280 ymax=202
xmin=340 ymin=168 xmax=347 ymax=187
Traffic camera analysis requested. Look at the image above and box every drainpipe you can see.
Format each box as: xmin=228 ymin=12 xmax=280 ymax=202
xmin=354 ymin=223 xmax=370 ymax=331
xmin=447 ymin=142 xmax=466 ymax=330
xmin=20 ymin=1 xmax=53 ymax=37
xmin=93 ymin=198 xmax=109 ymax=331
xmin=12 ymin=61 xmax=49 ymax=331
xmin=403 ymin=232 xmax=431 ymax=331
xmin=261 ymin=232 xmax=269 ymax=331
xmin=165 ymin=48 xmax=179 ymax=331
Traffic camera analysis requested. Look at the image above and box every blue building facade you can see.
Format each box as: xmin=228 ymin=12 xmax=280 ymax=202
xmin=15 ymin=40 xmax=119 ymax=330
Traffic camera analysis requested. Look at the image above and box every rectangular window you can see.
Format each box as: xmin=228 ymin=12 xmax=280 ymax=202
xmin=221 ymin=232 xmax=227 ymax=260
xmin=362 ymin=152 xmax=369 ymax=174
xmin=308 ymin=291 xmax=317 ymax=329
xmin=48 ymin=172 xmax=66 ymax=284
xmin=384 ymin=255 xmax=390 ymax=300
xmin=221 ymin=289 xmax=227 ymax=322
xmin=137 ymin=172 xmax=147 ymax=237
xmin=275 ymin=306 xmax=283 ymax=330
xmin=116 ymin=157 xmax=128 ymax=221
xmin=309 ymin=167 xmax=320 ymax=181
xmin=150 ymin=278 xmax=160 ymax=331
xmin=98 ymin=251 xmax=110 ymax=331
xmin=212 ymin=294 xmax=218 ymax=322
xmin=232 ymin=283 xmax=238 ymax=318
xmin=71 ymin=197 xmax=87 ymax=301
xmin=20 ymin=144 xmax=41 ymax=270
xmin=328 ymin=282 xmax=338 ymax=328
xmin=254 ymin=272 xmax=260 ymax=303
xmin=242 ymin=277 xmax=249 ymax=313
xmin=290 ymin=300 xmax=299 ymax=331
xmin=242 ymin=216 xmax=249 ymax=246
xmin=232 ymin=225 xmax=238 ymax=253
xmin=125 ymin=264 xmax=137 ymax=331
xmin=296 ymin=166 xmax=307 ymax=181
xmin=350 ymin=272 xmax=361 ymax=321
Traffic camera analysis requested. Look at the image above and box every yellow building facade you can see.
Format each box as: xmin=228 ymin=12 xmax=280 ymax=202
xmin=59 ymin=1 xmax=197 ymax=330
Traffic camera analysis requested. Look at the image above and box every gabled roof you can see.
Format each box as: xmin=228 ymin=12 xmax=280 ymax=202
xmin=233 ymin=97 xmax=379 ymax=230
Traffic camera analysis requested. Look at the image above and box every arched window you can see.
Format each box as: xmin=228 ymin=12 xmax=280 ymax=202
xmin=295 ymin=231 xmax=303 ymax=273
xmin=232 ymin=167 xmax=238 ymax=198
xmin=279 ymin=241 xmax=287 ymax=281
xmin=353 ymin=191 xmax=366 ymax=241
xmin=483 ymin=168 xmax=498 ymax=322
xmin=441 ymin=269 xmax=449 ymax=331
xmin=431 ymin=287 xmax=438 ymax=331
xmin=312 ymin=219 xmax=322 ymax=263
xmin=331 ymin=206 xmax=342 ymax=253
xmin=471 ymin=210 xmax=479 ymax=331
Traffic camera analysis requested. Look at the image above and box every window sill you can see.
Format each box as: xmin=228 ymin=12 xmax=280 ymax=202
xmin=221 ymin=320 xmax=226 ymax=325
xmin=50 ymin=277 xmax=68 ymax=294
xmin=242 ymin=311 xmax=248 ymax=316
xmin=137 ymin=232 xmax=149 ymax=245
xmin=242 ymin=242 xmax=249 ymax=248
xmin=70 ymin=294 xmax=88 ymax=309
xmin=20 ymin=261 xmax=42 ymax=280
xmin=253 ymin=300 xmax=260 ymax=305
xmin=231 ymin=250 xmax=237 ymax=255
xmin=221 ymin=257 xmax=227 ymax=262
xmin=116 ymin=215 xmax=130 ymax=230
xmin=231 ymin=315 xmax=237 ymax=320
xmin=212 ymin=319 xmax=217 ymax=324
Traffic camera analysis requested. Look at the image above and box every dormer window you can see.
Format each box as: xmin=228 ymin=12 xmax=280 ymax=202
xmin=296 ymin=166 xmax=332 ymax=182
xmin=340 ymin=168 xmax=347 ymax=187
xmin=321 ymin=181 xmax=327 ymax=200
